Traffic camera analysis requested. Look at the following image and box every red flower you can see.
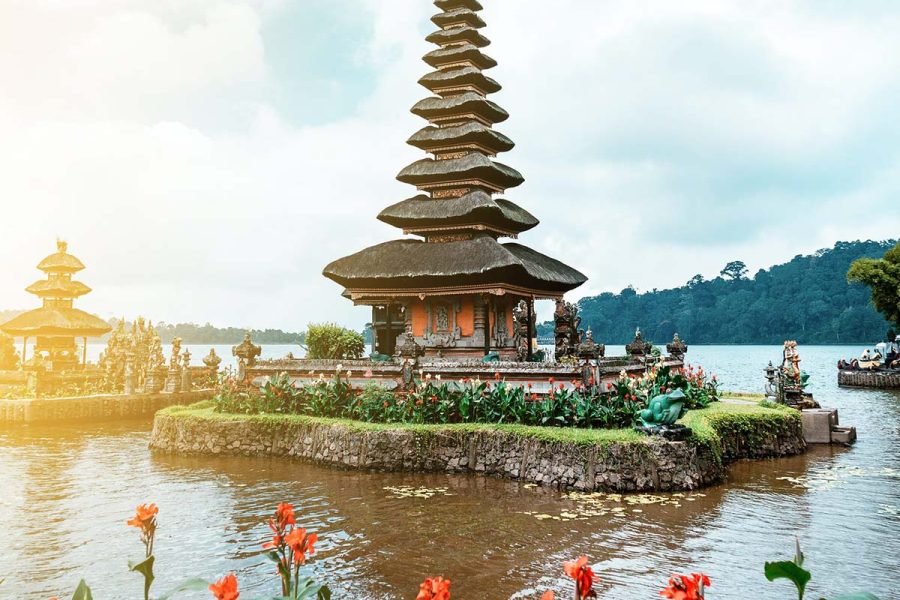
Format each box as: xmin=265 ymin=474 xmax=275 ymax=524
xmin=530 ymin=393 xmax=538 ymax=401
xmin=563 ymin=556 xmax=597 ymax=599
xmin=607 ymin=383 xmax=614 ymax=390
xmin=417 ymin=577 xmax=451 ymax=600
xmin=416 ymin=399 xmax=424 ymax=407
xmin=588 ymin=376 xmax=595 ymax=386
xmin=430 ymin=395 xmax=438 ymax=404
xmin=275 ymin=502 xmax=296 ymax=527
xmin=541 ymin=592 xmax=554 ymax=600
xmin=660 ymin=386 xmax=667 ymax=393
xmin=549 ymin=377 xmax=555 ymax=385
xmin=659 ymin=573 xmax=710 ymax=600
xmin=209 ymin=573 xmax=239 ymax=600
xmin=383 ymin=401 xmax=390 ymax=408
xmin=285 ymin=528 xmax=317 ymax=565
xmin=494 ymin=371 xmax=501 ymax=381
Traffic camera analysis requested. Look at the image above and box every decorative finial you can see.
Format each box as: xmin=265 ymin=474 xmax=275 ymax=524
xmin=57 ymin=239 xmax=68 ymax=253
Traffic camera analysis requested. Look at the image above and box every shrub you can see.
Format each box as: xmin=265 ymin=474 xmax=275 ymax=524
xmin=305 ymin=323 xmax=365 ymax=360
xmin=0 ymin=333 xmax=19 ymax=370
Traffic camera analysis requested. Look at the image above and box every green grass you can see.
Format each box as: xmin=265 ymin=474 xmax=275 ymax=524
xmin=159 ymin=400 xmax=796 ymax=452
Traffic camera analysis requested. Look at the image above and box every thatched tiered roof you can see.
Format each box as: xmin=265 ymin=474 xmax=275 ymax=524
xmin=0 ymin=241 xmax=111 ymax=339
xmin=323 ymin=0 xmax=586 ymax=301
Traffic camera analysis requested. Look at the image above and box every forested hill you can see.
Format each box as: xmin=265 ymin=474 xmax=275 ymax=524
xmin=570 ymin=240 xmax=896 ymax=345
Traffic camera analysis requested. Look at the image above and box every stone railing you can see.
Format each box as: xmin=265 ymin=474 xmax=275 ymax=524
xmin=0 ymin=390 xmax=214 ymax=424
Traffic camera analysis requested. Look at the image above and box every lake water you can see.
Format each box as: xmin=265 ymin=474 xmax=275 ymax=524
xmin=0 ymin=345 xmax=898 ymax=599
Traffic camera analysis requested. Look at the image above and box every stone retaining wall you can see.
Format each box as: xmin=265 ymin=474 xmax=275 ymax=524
xmin=0 ymin=390 xmax=215 ymax=424
xmin=149 ymin=408 xmax=805 ymax=492
xmin=838 ymin=370 xmax=900 ymax=389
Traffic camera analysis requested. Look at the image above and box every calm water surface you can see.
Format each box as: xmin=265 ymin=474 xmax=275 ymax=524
xmin=1 ymin=345 xmax=898 ymax=599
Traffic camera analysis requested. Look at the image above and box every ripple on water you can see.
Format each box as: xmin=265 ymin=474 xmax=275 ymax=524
xmin=1 ymin=346 xmax=899 ymax=599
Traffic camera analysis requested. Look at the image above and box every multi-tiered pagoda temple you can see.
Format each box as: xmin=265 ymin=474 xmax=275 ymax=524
xmin=0 ymin=241 xmax=111 ymax=369
xmin=325 ymin=0 xmax=587 ymax=359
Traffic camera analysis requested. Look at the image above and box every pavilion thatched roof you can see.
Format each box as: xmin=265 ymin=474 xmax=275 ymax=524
xmin=378 ymin=191 xmax=538 ymax=234
xmin=0 ymin=307 xmax=112 ymax=337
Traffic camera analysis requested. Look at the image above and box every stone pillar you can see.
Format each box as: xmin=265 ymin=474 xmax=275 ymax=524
xmin=473 ymin=297 xmax=487 ymax=349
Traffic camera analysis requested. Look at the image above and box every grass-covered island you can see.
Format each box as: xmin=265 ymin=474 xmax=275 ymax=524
xmin=150 ymin=397 xmax=804 ymax=493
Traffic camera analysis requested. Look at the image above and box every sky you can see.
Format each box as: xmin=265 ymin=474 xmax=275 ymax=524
xmin=1 ymin=0 xmax=899 ymax=332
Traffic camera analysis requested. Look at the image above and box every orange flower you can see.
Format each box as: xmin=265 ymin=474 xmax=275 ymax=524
xmin=209 ymin=573 xmax=239 ymax=600
xmin=416 ymin=576 xmax=451 ymax=600
xmin=494 ymin=371 xmax=501 ymax=381
xmin=285 ymin=528 xmax=317 ymax=565
xmin=563 ymin=556 xmax=597 ymax=599
xmin=275 ymin=502 xmax=296 ymax=527
xmin=541 ymin=593 xmax=554 ymax=600
xmin=659 ymin=573 xmax=710 ymax=600
xmin=126 ymin=503 xmax=158 ymax=530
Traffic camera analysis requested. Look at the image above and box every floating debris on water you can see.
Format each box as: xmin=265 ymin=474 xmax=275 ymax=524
xmin=517 ymin=491 xmax=707 ymax=522
xmin=384 ymin=485 xmax=454 ymax=499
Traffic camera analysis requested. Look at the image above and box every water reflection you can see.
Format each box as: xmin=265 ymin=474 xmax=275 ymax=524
xmin=0 ymin=346 xmax=898 ymax=599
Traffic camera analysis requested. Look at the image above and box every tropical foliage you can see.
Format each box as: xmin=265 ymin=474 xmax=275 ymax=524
xmin=847 ymin=241 xmax=900 ymax=329
xmin=213 ymin=364 xmax=717 ymax=430
xmin=304 ymin=323 xmax=365 ymax=360
xmin=548 ymin=240 xmax=896 ymax=344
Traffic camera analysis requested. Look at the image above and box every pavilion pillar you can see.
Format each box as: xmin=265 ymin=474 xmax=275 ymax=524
xmin=22 ymin=336 xmax=27 ymax=366
xmin=385 ymin=301 xmax=394 ymax=356
xmin=483 ymin=297 xmax=492 ymax=355
xmin=82 ymin=336 xmax=88 ymax=368
xmin=526 ymin=298 xmax=534 ymax=362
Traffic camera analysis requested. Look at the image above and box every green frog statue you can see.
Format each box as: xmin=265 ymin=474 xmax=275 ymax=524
xmin=636 ymin=388 xmax=693 ymax=440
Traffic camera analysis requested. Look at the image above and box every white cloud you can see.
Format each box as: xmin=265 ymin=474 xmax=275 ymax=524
xmin=0 ymin=0 xmax=897 ymax=332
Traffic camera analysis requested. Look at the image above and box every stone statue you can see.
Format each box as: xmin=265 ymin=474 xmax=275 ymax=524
xmin=169 ymin=337 xmax=183 ymax=371
xmin=554 ymin=299 xmax=580 ymax=359
xmin=512 ymin=299 xmax=535 ymax=362
xmin=638 ymin=388 xmax=687 ymax=428
xmin=396 ymin=325 xmax=423 ymax=361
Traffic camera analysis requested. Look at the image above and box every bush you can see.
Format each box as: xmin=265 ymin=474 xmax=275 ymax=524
xmin=305 ymin=323 xmax=365 ymax=360
xmin=607 ymin=364 xmax=719 ymax=410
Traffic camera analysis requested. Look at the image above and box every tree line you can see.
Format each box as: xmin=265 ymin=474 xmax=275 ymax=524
xmin=538 ymin=240 xmax=896 ymax=345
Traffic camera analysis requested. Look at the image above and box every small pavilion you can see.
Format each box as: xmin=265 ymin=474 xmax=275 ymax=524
xmin=324 ymin=0 xmax=587 ymax=359
xmin=0 ymin=241 xmax=111 ymax=370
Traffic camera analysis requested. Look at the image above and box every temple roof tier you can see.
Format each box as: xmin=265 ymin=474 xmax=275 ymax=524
xmin=407 ymin=122 xmax=514 ymax=155
xmin=434 ymin=0 xmax=483 ymax=12
xmin=431 ymin=7 xmax=486 ymax=29
xmin=37 ymin=241 xmax=85 ymax=273
xmin=323 ymin=236 xmax=587 ymax=295
xmin=426 ymin=27 xmax=490 ymax=48
xmin=397 ymin=153 xmax=524 ymax=192
xmin=0 ymin=306 xmax=112 ymax=337
xmin=418 ymin=66 xmax=501 ymax=96
xmin=411 ymin=93 xmax=509 ymax=125
xmin=25 ymin=279 xmax=92 ymax=298
xmin=378 ymin=191 xmax=538 ymax=235
xmin=423 ymin=44 xmax=497 ymax=70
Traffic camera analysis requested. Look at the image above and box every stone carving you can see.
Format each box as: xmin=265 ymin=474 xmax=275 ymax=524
xmin=554 ymin=299 xmax=580 ymax=359
xmin=165 ymin=337 xmax=183 ymax=393
xmin=512 ymin=300 xmax=535 ymax=362
xmin=424 ymin=302 xmax=461 ymax=348
xmin=576 ymin=329 xmax=604 ymax=360
xmin=181 ymin=349 xmax=192 ymax=391
xmin=98 ymin=317 xmax=167 ymax=393
xmin=232 ymin=333 xmax=261 ymax=380
xmin=396 ymin=326 xmax=424 ymax=361
xmin=626 ymin=328 xmax=652 ymax=357
xmin=666 ymin=333 xmax=688 ymax=359
xmin=769 ymin=342 xmax=817 ymax=409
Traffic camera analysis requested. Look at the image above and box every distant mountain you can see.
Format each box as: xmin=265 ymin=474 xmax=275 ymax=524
xmin=130 ymin=321 xmax=305 ymax=345
xmin=539 ymin=240 xmax=897 ymax=345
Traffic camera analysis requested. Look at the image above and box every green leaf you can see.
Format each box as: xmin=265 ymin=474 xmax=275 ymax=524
xmin=157 ymin=578 xmax=210 ymax=599
xmin=71 ymin=579 xmax=93 ymax=600
xmin=128 ymin=555 xmax=155 ymax=600
xmin=765 ymin=560 xmax=812 ymax=599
